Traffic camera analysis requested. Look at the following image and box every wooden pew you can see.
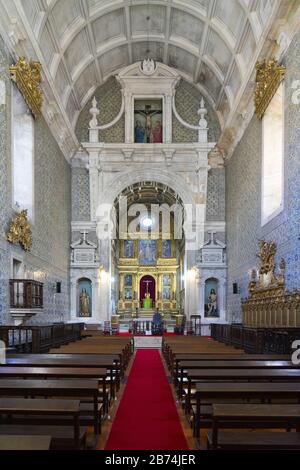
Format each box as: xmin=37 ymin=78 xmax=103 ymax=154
xmin=0 ymin=435 xmax=52 ymax=450
xmin=177 ymin=360 xmax=297 ymax=399
xmin=0 ymin=379 xmax=100 ymax=435
xmin=0 ymin=367 xmax=108 ymax=417
xmin=194 ymin=382 xmax=300 ymax=438
xmin=185 ymin=368 xmax=300 ymax=413
xmin=0 ymin=398 xmax=82 ymax=449
xmin=207 ymin=404 xmax=300 ymax=450
xmin=6 ymin=353 xmax=121 ymax=393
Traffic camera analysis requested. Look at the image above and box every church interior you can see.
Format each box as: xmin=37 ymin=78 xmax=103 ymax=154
xmin=0 ymin=0 xmax=300 ymax=453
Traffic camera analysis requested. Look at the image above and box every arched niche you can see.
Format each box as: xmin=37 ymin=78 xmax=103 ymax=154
xmin=204 ymin=277 xmax=219 ymax=318
xmin=77 ymin=277 xmax=92 ymax=318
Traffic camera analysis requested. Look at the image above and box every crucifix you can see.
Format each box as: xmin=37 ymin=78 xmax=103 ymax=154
xmin=143 ymin=279 xmax=152 ymax=296
xmin=135 ymin=104 xmax=162 ymax=143
xmin=80 ymin=230 xmax=88 ymax=244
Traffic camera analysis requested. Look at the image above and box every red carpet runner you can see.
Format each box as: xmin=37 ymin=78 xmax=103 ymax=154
xmin=105 ymin=349 xmax=189 ymax=450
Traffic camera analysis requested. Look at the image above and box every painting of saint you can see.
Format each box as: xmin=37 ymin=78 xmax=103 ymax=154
xmin=125 ymin=288 xmax=133 ymax=300
xmin=163 ymin=275 xmax=172 ymax=286
xmin=162 ymin=240 xmax=172 ymax=258
xmin=139 ymin=240 xmax=157 ymax=265
xmin=134 ymin=120 xmax=145 ymax=143
xmin=124 ymin=240 xmax=134 ymax=258
xmin=204 ymin=280 xmax=219 ymax=318
xmin=134 ymin=100 xmax=163 ymax=144
xmin=124 ymin=274 xmax=132 ymax=287
xmin=151 ymin=120 xmax=163 ymax=143
xmin=163 ymin=287 xmax=171 ymax=300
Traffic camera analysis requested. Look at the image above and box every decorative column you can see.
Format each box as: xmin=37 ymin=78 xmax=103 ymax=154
xmin=124 ymin=91 xmax=133 ymax=144
xmin=70 ymin=276 xmax=77 ymax=321
xmin=89 ymin=97 xmax=100 ymax=143
xmin=164 ymin=94 xmax=173 ymax=144
xmin=88 ymin=152 xmax=100 ymax=221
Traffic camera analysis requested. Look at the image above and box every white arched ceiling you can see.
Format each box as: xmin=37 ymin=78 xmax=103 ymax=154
xmin=19 ymin=0 xmax=278 ymax=130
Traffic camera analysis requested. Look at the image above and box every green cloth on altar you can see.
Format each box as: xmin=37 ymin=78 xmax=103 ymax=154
xmin=143 ymin=297 xmax=152 ymax=309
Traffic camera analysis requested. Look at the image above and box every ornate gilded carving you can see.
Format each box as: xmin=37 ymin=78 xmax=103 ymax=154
xmin=6 ymin=210 xmax=33 ymax=251
xmin=10 ymin=57 xmax=43 ymax=118
xmin=254 ymin=59 xmax=285 ymax=119
xmin=242 ymin=241 xmax=300 ymax=328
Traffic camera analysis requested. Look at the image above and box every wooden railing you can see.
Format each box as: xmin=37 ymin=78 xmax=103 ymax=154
xmin=211 ymin=323 xmax=300 ymax=354
xmin=10 ymin=279 xmax=43 ymax=309
xmin=0 ymin=323 xmax=84 ymax=353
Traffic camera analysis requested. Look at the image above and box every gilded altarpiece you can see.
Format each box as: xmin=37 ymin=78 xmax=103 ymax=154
xmin=242 ymin=241 xmax=300 ymax=328
xmin=118 ymin=238 xmax=178 ymax=313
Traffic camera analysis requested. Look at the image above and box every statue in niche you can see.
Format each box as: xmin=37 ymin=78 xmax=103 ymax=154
xmin=80 ymin=289 xmax=90 ymax=317
xmin=207 ymin=289 xmax=218 ymax=317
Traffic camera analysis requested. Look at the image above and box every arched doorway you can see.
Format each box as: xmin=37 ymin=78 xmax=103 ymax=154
xmin=140 ymin=275 xmax=156 ymax=309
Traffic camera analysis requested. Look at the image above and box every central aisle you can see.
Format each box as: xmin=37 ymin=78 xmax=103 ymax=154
xmin=105 ymin=349 xmax=189 ymax=450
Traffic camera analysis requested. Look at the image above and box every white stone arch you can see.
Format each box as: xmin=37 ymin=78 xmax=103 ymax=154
xmin=101 ymin=168 xmax=195 ymax=207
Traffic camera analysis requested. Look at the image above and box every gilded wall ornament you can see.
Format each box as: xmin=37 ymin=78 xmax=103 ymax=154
xmin=254 ymin=59 xmax=285 ymax=119
xmin=10 ymin=57 xmax=43 ymax=118
xmin=6 ymin=210 xmax=33 ymax=251
xmin=241 ymin=241 xmax=300 ymax=328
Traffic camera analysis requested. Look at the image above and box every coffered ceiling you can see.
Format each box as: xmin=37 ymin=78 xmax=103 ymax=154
xmin=0 ymin=0 xmax=298 ymax=159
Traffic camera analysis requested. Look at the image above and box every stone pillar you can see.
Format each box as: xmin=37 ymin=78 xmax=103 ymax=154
xmin=70 ymin=277 xmax=77 ymax=321
xmin=198 ymin=277 xmax=205 ymax=317
xmin=165 ymin=94 xmax=173 ymax=144
xmin=88 ymin=152 xmax=99 ymax=221
xmin=124 ymin=91 xmax=133 ymax=144
xmin=219 ymin=277 xmax=227 ymax=320
xmin=184 ymin=250 xmax=198 ymax=319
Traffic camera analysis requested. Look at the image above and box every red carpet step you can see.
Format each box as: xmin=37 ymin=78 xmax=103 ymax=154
xmin=105 ymin=349 xmax=189 ymax=450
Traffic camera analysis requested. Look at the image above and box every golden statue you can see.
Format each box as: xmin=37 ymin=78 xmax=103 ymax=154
xmin=80 ymin=289 xmax=90 ymax=317
xmin=6 ymin=210 xmax=32 ymax=251
xmin=10 ymin=58 xmax=43 ymax=118
xmin=256 ymin=240 xmax=277 ymax=286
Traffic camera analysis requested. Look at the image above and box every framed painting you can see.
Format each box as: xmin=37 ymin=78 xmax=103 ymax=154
xmin=162 ymin=287 xmax=171 ymax=300
xmin=162 ymin=240 xmax=172 ymax=258
xmin=138 ymin=240 xmax=157 ymax=265
xmin=163 ymin=274 xmax=171 ymax=286
xmin=134 ymin=99 xmax=163 ymax=144
xmin=124 ymin=240 xmax=134 ymax=258
xmin=124 ymin=274 xmax=133 ymax=287
xmin=124 ymin=288 xmax=133 ymax=300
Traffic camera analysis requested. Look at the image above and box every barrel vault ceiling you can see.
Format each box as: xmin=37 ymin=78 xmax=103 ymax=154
xmin=0 ymin=0 xmax=299 ymax=159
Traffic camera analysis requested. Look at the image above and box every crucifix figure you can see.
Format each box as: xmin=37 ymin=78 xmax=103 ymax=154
xmin=143 ymin=279 xmax=152 ymax=298
xmin=135 ymin=104 xmax=162 ymax=143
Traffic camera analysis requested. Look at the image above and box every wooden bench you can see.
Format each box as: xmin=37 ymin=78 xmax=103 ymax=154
xmin=0 ymin=398 xmax=82 ymax=449
xmin=0 ymin=425 xmax=87 ymax=450
xmin=6 ymin=353 xmax=121 ymax=395
xmin=0 ymin=379 xmax=100 ymax=434
xmin=173 ymin=354 xmax=291 ymax=385
xmin=194 ymin=382 xmax=300 ymax=438
xmin=206 ymin=431 xmax=300 ymax=450
xmin=178 ymin=361 xmax=297 ymax=399
xmin=185 ymin=368 xmax=300 ymax=412
xmin=207 ymin=404 xmax=300 ymax=450
xmin=0 ymin=366 xmax=108 ymax=414
xmin=0 ymin=435 xmax=52 ymax=450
